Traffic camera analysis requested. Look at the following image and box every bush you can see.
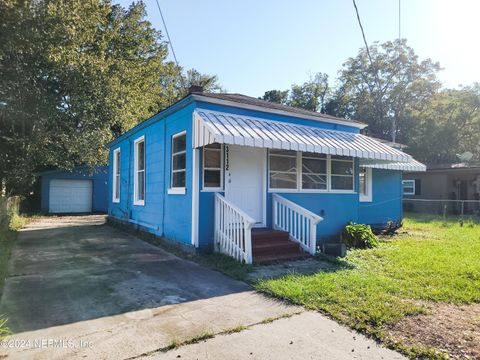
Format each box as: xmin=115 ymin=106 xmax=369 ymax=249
xmin=341 ymin=222 xmax=379 ymax=249
xmin=9 ymin=214 xmax=26 ymax=231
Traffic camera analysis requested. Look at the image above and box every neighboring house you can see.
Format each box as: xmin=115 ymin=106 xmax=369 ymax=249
xmin=403 ymin=163 xmax=480 ymax=214
xmin=107 ymin=90 xmax=425 ymax=263
xmin=40 ymin=166 xmax=108 ymax=214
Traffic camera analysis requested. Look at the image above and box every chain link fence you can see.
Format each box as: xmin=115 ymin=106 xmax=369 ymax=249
xmin=403 ymin=198 xmax=480 ymax=221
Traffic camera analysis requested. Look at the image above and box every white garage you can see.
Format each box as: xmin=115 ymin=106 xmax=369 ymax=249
xmin=48 ymin=179 xmax=93 ymax=213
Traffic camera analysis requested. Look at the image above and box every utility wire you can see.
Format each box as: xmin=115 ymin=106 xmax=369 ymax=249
xmin=155 ymin=0 xmax=180 ymax=68
xmin=352 ymin=0 xmax=385 ymax=139
xmin=154 ymin=0 xmax=187 ymax=90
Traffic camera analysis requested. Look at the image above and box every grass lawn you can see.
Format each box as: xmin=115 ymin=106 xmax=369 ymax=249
xmin=255 ymin=215 xmax=480 ymax=359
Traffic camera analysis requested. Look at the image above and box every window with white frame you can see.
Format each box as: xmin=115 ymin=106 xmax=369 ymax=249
xmin=359 ymin=167 xmax=372 ymax=202
xmin=171 ymin=131 xmax=186 ymax=190
xmin=112 ymin=148 xmax=121 ymax=203
xmin=302 ymin=152 xmax=327 ymax=190
xmin=134 ymin=137 xmax=145 ymax=205
xmin=402 ymin=180 xmax=415 ymax=195
xmin=268 ymin=151 xmax=355 ymax=192
xmin=203 ymin=143 xmax=223 ymax=189
xmin=330 ymin=155 xmax=354 ymax=191
xmin=269 ymin=150 xmax=297 ymax=189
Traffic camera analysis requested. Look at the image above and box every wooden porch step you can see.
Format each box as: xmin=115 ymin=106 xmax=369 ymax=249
xmin=251 ymin=228 xmax=309 ymax=264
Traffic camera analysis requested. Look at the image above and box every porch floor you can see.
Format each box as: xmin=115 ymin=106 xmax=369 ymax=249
xmin=252 ymin=228 xmax=309 ymax=264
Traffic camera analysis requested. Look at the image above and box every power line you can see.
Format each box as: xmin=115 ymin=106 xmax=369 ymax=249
xmin=154 ymin=0 xmax=180 ymax=70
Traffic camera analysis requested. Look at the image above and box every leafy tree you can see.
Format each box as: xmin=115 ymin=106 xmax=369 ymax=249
xmin=289 ymin=73 xmax=329 ymax=112
xmin=408 ymin=84 xmax=480 ymax=164
xmin=326 ymin=39 xmax=441 ymax=142
xmin=260 ymin=72 xmax=330 ymax=112
xmin=0 ymin=0 xmax=220 ymax=195
xmin=260 ymin=90 xmax=289 ymax=105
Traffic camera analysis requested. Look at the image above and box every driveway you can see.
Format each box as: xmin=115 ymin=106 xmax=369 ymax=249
xmin=0 ymin=216 xmax=404 ymax=360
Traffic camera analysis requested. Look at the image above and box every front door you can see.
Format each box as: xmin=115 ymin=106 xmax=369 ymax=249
xmin=225 ymin=145 xmax=265 ymax=227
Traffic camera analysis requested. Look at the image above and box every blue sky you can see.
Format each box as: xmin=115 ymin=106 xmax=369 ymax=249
xmin=116 ymin=0 xmax=480 ymax=97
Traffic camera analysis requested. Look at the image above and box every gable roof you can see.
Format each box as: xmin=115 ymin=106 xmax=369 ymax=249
xmin=190 ymin=92 xmax=367 ymax=129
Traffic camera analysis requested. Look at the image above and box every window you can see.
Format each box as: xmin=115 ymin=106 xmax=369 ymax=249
xmin=170 ymin=131 xmax=186 ymax=193
xmin=203 ymin=143 xmax=223 ymax=189
xmin=269 ymin=150 xmax=297 ymax=189
xmin=134 ymin=136 xmax=145 ymax=205
xmin=112 ymin=148 xmax=121 ymax=203
xmin=302 ymin=152 xmax=327 ymax=190
xmin=330 ymin=155 xmax=354 ymax=191
xmin=402 ymin=180 xmax=415 ymax=195
xmin=359 ymin=167 xmax=372 ymax=202
xmin=268 ymin=151 xmax=355 ymax=193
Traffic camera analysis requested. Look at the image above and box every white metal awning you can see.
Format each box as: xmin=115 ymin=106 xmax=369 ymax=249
xmin=360 ymin=158 xmax=426 ymax=171
xmin=193 ymin=110 xmax=417 ymax=164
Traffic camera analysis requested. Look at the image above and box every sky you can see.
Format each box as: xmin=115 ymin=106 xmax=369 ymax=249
xmin=115 ymin=0 xmax=480 ymax=97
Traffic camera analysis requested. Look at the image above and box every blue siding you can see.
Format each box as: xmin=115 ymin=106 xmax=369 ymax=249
xmin=109 ymin=97 xmax=403 ymax=250
xmin=358 ymin=169 xmax=403 ymax=225
xmin=40 ymin=166 xmax=108 ymax=213
xmin=195 ymin=102 xmax=361 ymax=133
xmin=108 ymin=104 xmax=194 ymax=245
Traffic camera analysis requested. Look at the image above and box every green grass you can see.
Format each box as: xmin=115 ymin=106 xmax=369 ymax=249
xmin=255 ymin=215 xmax=480 ymax=357
xmin=0 ymin=214 xmax=26 ymax=338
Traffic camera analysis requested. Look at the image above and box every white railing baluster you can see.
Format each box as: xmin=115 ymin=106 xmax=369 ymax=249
xmin=214 ymin=193 xmax=255 ymax=264
xmin=271 ymin=194 xmax=323 ymax=255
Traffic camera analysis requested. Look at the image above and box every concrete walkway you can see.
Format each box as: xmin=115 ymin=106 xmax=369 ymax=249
xmin=0 ymin=216 xmax=405 ymax=360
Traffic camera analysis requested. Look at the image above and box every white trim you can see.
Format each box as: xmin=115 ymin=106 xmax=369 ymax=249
xmin=359 ymin=167 xmax=373 ymax=202
xmin=112 ymin=147 xmax=120 ymax=203
xmin=402 ymin=179 xmax=415 ymax=195
xmin=133 ymin=136 xmax=145 ymax=206
xmin=202 ymin=144 xmax=224 ymax=191
xmin=191 ymin=94 xmax=367 ymax=129
xmin=167 ymin=187 xmax=186 ymax=195
xmin=170 ymin=130 xmax=187 ymax=193
xmin=191 ymin=147 xmax=199 ymax=247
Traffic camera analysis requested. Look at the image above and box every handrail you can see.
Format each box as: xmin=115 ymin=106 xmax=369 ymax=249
xmin=214 ymin=193 xmax=255 ymax=264
xmin=272 ymin=194 xmax=323 ymax=255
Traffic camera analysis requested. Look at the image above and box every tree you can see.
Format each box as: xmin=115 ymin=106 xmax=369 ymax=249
xmin=260 ymin=72 xmax=330 ymax=112
xmin=0 ymin=0 xmax=220 ymax=195
xmin=407 ymin=84 xmax=480 ymax=164
xmin=327 ymin=39 xmax=441 ymax=142
xmin=260 ymin=90 xmax=289 ymax=105
xmin=289 ymin=73 xmax=329 ymax=112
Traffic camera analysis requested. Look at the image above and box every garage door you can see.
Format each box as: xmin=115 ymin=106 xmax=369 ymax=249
xmin=49 ymin=179 xmax=93 ymax=213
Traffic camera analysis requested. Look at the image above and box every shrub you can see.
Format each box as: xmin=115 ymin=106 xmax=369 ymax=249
xmin=341 ymin=222 xmax=379 ymax=249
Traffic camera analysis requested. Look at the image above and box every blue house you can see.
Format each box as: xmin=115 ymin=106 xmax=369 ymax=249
xmin=40 ymin=166 xmax=108 ymax=214
xmin=107 ymin=90 xmax=425 ymax=263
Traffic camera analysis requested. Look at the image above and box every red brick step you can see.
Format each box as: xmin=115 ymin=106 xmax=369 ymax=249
xmin=251 ymin=228 xmax=309 ymax=264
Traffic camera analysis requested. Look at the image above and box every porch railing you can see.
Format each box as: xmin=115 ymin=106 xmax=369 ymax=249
xmin=214 ymin=193 xmax=255 ymax=264
xmin=272 ymin=194 xmax=323 ymax=255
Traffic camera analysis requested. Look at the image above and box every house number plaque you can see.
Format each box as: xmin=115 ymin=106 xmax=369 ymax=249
xmin=225 ymin=145 xmax=230 ymax=171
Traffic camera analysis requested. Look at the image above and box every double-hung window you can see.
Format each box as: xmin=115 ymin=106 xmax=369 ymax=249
xmin=268 ymin=151 xmax=355 ymax=192
xmin=134 ymin=136 xmax=145 ymax=205
xmin=402 ymin=180 xmax=415 ymax=195
xmin=302 ymin=152 xmax=327 ymax=190
xmin=170 ymin=131 xmax=186 ymax=193
xmin=330 ymin=155 xmax=354 ymax=191
xmin=112 ymin=148 xmax=121 ymax=203
xmin=203 ymin=143 xmax=223 ymax=189
xmin=359 ymin=167 xmax=372 ymax=202
xmin=269 ymin=150 xmax=297 ymax=189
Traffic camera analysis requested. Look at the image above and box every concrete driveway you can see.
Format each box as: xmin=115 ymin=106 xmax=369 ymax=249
xmin=0 ymin=216 xmax=404 ymax=360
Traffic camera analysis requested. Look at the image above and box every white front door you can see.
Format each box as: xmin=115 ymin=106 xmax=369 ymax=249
xmin=225 ymin=145 xmax=266 ymax=227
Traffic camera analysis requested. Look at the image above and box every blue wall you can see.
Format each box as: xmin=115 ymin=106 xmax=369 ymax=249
xmin=108 ymin=104 xmax=194 ymax=245
xmin=108 ymin=97 xmax=402 ymax=249
xmin=358 ymin=169 xmax=403 ymax=225
xmin=40 ymin=166 xmax=108 ymax=213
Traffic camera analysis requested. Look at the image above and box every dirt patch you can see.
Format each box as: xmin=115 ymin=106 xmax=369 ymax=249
xmin=387 ymin=302 xmax=480 ymax=359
